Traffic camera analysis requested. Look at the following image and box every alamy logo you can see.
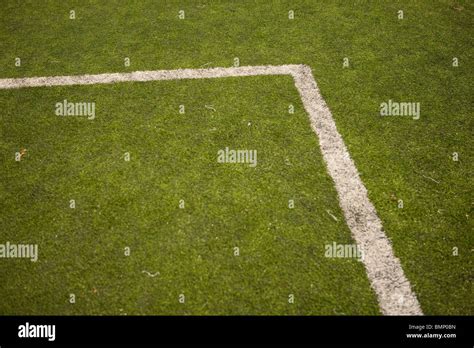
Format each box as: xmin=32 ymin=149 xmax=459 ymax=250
xmin=217 ymin=147 xmax=257 ymax=167
xmin=380 ymin=99 xmax=420 ymax=120
xmin=18 ymin=322 xmax=55 ymax=341
xmin=55 ymin=99 xmax=96 ymax=119
xmin=0 ymin=242 xmax=38 ymax=262
xmin=324 ymin=242 xmax=364 ymax=261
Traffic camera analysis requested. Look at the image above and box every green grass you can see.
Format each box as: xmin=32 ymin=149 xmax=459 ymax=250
xmin=0 ymin=0 xmax=472 ymax=314
xmin=0 ymin=76 xmax=380 ymax=314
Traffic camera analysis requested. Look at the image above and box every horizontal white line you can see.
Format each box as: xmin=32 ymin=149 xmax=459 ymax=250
xmin=0 ymin=65 xmax=300 ymax=89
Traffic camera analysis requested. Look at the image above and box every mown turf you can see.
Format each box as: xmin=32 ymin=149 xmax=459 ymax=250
xmin=0 ymin=0 xmax=472 ymax=314
xmin=0 ymin=76 xmax=380 ymax=314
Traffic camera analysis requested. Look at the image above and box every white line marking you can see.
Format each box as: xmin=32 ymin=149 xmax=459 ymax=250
xmin=0 ymin=64 xmax=423 ymax=315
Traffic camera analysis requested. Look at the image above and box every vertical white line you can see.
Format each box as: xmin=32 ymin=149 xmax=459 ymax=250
xmin=291 ymin=64 xmax=423 ymax=315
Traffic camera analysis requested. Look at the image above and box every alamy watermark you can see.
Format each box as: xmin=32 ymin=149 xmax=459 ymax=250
xmin=217 ymin=147 xmax=257 ymax=167
xmin=55 ymin=99 xmax=96 ymax=120
xmin=0 ymin=242 xmax=38 ymax=262
xmin=324 ymin=242 xmax=364 ymax=261
xmin=380 ymin=99 xmax=420 ymax=120
xmin=18 ymin=322 xmax=55 ymax=341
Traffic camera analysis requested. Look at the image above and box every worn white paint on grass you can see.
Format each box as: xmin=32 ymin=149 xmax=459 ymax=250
xmin=0 ymin=64 xmax=423 ymax=315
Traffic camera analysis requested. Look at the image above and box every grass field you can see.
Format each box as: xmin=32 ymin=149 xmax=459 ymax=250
xmin=0 ymin=0 xmax=472 ymax=315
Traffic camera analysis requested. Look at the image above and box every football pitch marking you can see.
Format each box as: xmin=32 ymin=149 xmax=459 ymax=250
xmin=0 ymin=64 xmax=423 ymax=315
